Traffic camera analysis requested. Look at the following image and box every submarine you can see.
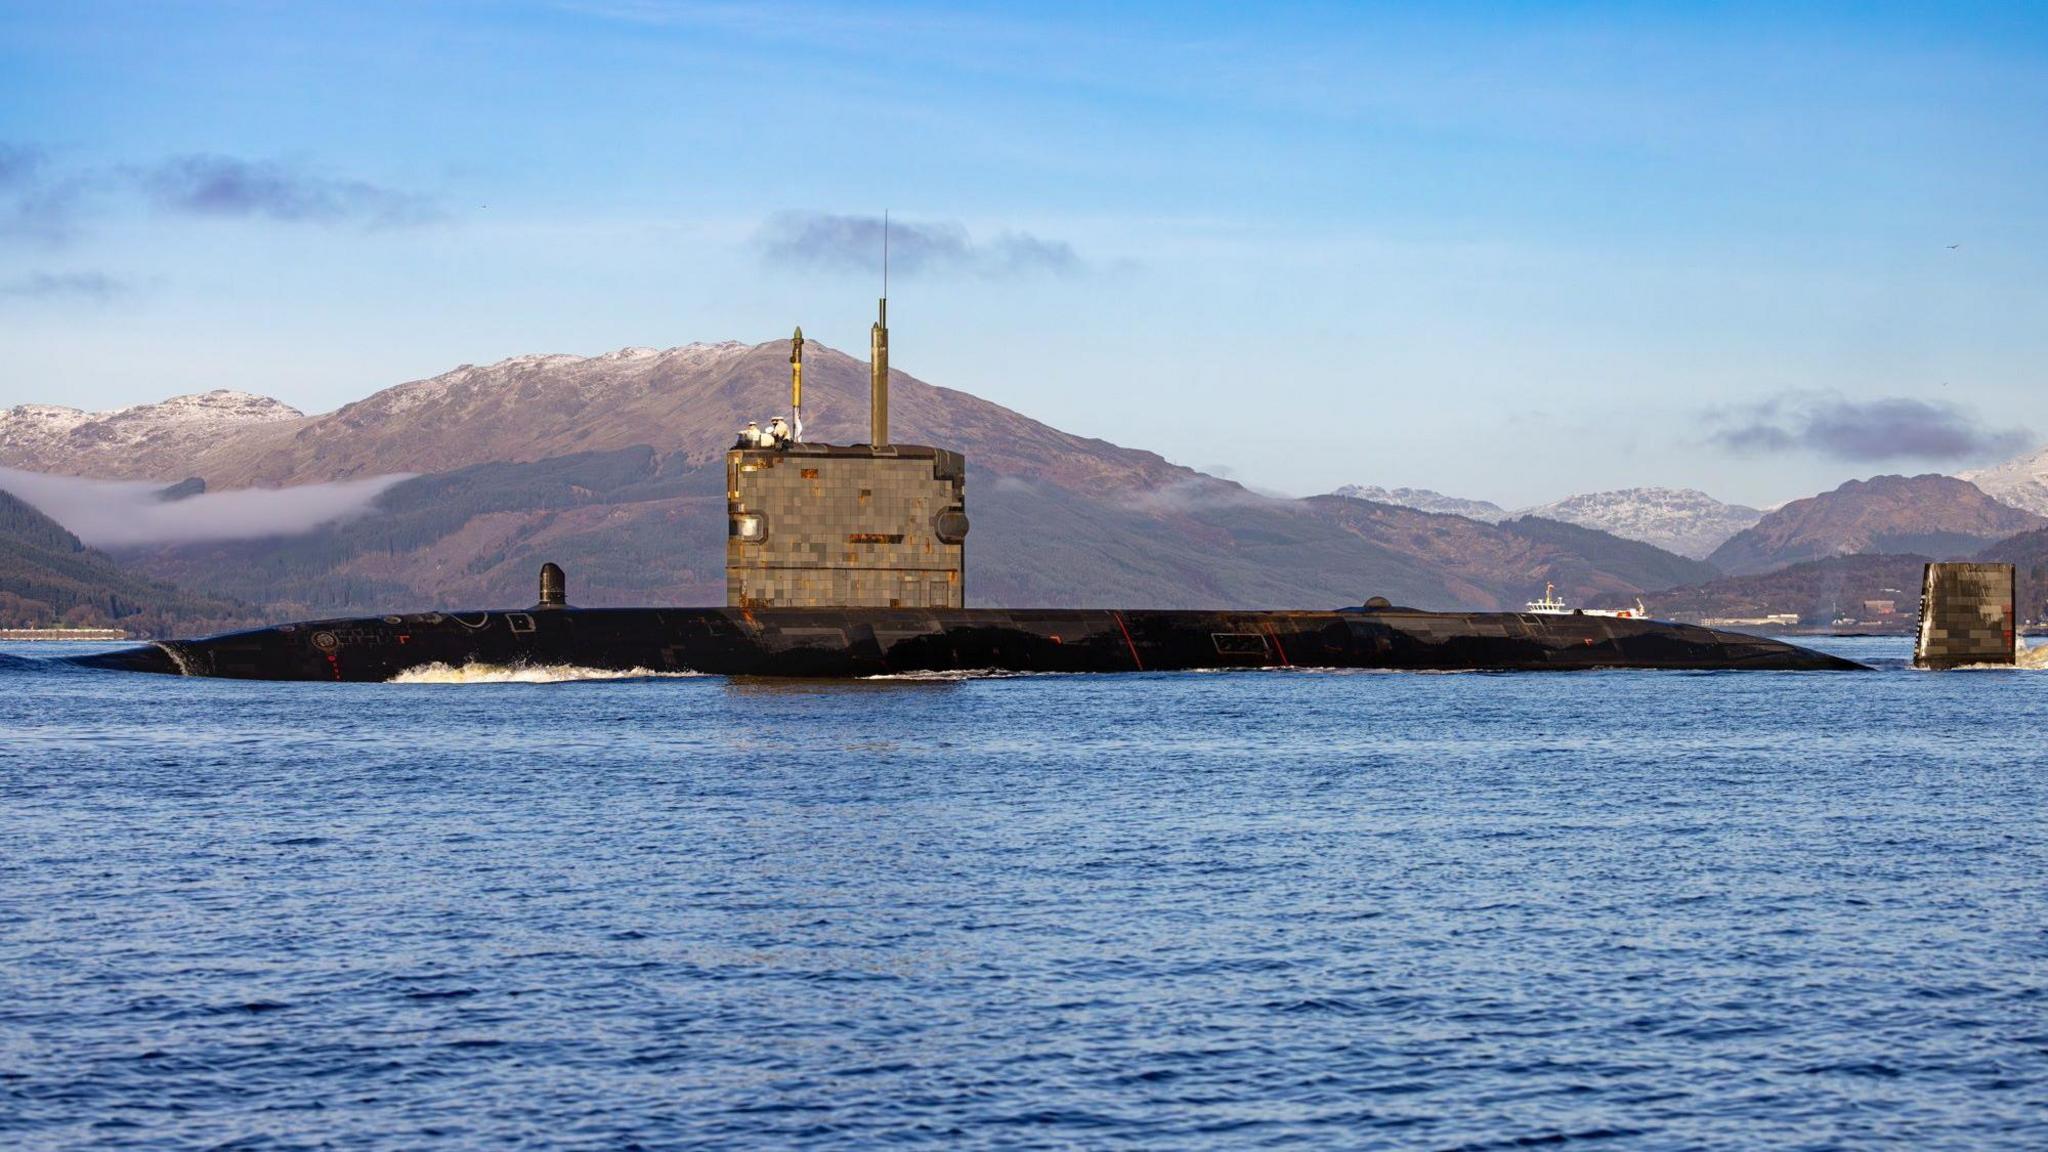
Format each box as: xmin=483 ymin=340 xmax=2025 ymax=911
xmin=71 ymin=300 xmax=1862 ymax=680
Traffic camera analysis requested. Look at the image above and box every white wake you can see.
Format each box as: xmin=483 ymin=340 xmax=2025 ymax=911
xmin=1947 ymin=642 xmax=2048 ymax=671
xmin=389 ymin=662 xmax=701 ymax=684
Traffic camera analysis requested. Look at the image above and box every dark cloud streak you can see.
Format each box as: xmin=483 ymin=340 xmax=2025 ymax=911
xmin=757 ymin=211 xmax=1079 ymax=278
xmin=1711 ymin=394 xmax=2030 ymax=464
xmin=0 ymin=143 xmax=88 ymax=244
xmin=139 ymin=155 xmax=441 ymax=227
xmin=0 ymin=143 xmax=45 ymax=188
xmin=0 ymin=141 xmax=443 ymax=244
xmin=0 ymin=271 xmax=127 ymax=302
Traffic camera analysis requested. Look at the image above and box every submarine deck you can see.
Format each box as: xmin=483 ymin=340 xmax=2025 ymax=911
xmin=70 ymin=605 xmax=1865 ymax=681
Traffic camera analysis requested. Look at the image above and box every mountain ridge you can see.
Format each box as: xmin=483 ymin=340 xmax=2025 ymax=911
xmin=111 ymin=449 xmax=1717 ymax=617
xmin=1706 ymin=473 xmax=2046 ymax=576
xmin=1327 ymin=485 xmax=1508 ymax=522
xmin=0 ymin=343 xmax=1903 ymax=619
xmin=0 ymin=390 xmax=304 ymax=478
xmin=0 ymin=342 xmax=1202 ymax=496
xmin=1327 ymin=483 xmax=1763 ymax=559
xmin=1513 ymin=487 xmax=1761 ymax=559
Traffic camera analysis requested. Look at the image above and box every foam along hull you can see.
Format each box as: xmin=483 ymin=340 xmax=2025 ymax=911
xmin=68 ymin=606 xmax=1865 ymax=680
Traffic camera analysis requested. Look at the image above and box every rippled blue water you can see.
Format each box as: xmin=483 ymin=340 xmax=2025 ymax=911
xmin=2 ymin=637 xmax=2045 ymax=1150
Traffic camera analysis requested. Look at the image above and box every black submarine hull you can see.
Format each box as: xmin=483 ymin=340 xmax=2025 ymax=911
xmin=68 ymin=605 xmax=1864 ymax=680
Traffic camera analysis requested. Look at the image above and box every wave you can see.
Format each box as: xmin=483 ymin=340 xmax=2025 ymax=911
xmin=388 ymin=662 xmax=703 ymax=685
xmin=861 ymin=668 xmax=1067 ymax=681
xmin=865 ymin=666 xmax=1490 ymax=680
xmin=1939 ymin=642 xmax=2048 ymax=671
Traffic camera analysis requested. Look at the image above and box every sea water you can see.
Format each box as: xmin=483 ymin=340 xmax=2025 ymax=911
xmin=1 ymin=637 xmax=2044 ymax=1149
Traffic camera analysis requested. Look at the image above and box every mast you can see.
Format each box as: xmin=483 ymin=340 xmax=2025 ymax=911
xmin=789 ymin=325 xmax=804 ymax=442
xmin=870 ymin=212 xmax=889 ymax=447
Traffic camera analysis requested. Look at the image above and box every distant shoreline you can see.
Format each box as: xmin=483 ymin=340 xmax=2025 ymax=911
xmin=0 ymin=628 xmax=129 ymax=642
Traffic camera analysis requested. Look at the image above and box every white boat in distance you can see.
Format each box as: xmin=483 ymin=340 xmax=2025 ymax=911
xmin=1525 ymin=583 xmax=1651 ymax=620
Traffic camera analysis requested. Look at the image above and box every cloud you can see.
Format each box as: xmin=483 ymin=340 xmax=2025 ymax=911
xmin=0 ymin=466 xmax=412 ymax=548
xmin=0 ymin=271 xmax=127 ymax=301
xmin=1128 ymin=475 xmax=1291 ymax=515
xmin=0 ymin=142 xmax=443 ymax=244
xmin=756 ymin=212 xmax=1080 ymax=278
xmin=138 ymin=155 xmax=441 ymax=227
xmin=0 ymin=143 xmax=43 ymax=188
xmin=0 ymin=142 xmax=89 ymax=244
xmin=0 ymin=180 xmax=90 ymax=244
xmin=1710 ymin=394 xmax=2031 ymax=464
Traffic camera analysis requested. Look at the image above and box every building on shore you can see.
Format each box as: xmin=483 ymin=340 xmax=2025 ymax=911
xmin=1699 ymin=614 xmax=1802 ymax=629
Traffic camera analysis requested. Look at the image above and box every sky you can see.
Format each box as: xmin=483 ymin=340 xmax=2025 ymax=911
xmin=1 ymin=0 xmax=2044 ymax=507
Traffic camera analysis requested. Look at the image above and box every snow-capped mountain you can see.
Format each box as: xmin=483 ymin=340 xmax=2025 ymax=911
xmin=340 ymin=343 xmax=745 ymax=421
xmin=1959 ymin=443 xmax=2048 ymax=517
xmin=0 ymin=390 xmax=304 ymax=477
xmin=1323 ymin=483 xmax=1762 ymax=558
xmin=0 ymin=342 xmax=1207 ymax=492
xmin=1 ymin=342 xmax=1712 ymax=615
xmin=1707 ymin=474 xmax=2044 ymax=575
xmin=1328 ymin=485 xmax=1508 ymax=522
xmin=1511 ymin=488 xmax=1762 ymax=559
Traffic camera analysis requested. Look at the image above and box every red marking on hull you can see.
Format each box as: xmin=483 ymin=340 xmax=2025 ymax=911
xmin=1263 ymin=624 xmax=1292 ymax=667
xmin=1110 ymin=611 xmax=1144 ymax=670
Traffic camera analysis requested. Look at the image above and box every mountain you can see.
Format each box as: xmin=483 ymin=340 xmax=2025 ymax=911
xmin=0 ymin=341 xmax=1747 ymax=616
xmin=1326 ymin=485 xmax=1507 ymax=522
xmin=0 ymin=342 xmax=1195 ymax=493
xmin=0 ymin=489 xmax=254 ymax=636
xmin=1973 ymin=526 xmax=2048 ymax=624
xmin=1622 ymin=554 xmax=1931 ymax=626
xmin=1959 ymin=444 xmax=2048 ymax=517
xmin=1329 ymin=482 xmax=1766 ymax=559
xmin=1494 ymin=515 xmax=1720 ymax=593
xmin=1585 ymin=520 xmax=2048 ymax=629
xmin=116 ymin=449 xmax=1712 ymax=618
xmin=1705 ymin=474 xmax=2046 ymax=576
xmin=1303 ymin=497 xmax=1713 ymax=607
xmin=0 ymin=390 xmax=303 ymax=478
xmin=1512 ymin=487 xmax=1760 ymax=560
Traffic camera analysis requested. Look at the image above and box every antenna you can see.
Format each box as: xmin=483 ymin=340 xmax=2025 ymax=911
xmin=883 ymin=209 xmax=889 ymax=299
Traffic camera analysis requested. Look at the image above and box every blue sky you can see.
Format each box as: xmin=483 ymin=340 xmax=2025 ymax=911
xmin=2 ymin=1 xmax=2043 ymax=506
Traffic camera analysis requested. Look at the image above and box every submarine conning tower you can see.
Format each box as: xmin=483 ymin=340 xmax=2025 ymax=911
xmin=1914 ymin=561 xmax=2017 ymax=669
xmin=724 ymin=305 xmax=969 ymax=609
